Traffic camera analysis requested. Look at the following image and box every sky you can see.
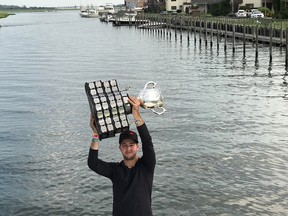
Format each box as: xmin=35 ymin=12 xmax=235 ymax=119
xmin=0 ymin=0 xmax=124 ymax=7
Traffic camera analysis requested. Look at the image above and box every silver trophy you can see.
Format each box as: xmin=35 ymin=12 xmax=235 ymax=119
xmin=138 ymin=81 xmax=166 ymax=115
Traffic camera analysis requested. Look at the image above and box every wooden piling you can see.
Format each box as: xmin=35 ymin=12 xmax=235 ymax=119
xmin=281 ymin=21 xmax=283 ymax=45
xmin=224 ymin=21 xmax=227 ymax=52
xmin=175 ymin=18 xmax=177 ymax=41
xmin=269 ymin=23 xmax=273 ymax=63
xmin=255 ymin=24 xmax=259 ymax=63
xmin=243 ymin=23 xmax=246 ymax=57
xmin=180 ymin=16 xmax=183 ymax=42
xmin=286 ymin=28 xmax=288 ymax=68
xmin=205 ymin=21 xmax=208 ymax=47
xmin=194 ymin=19 xmax=196 ymax=45
xmin=199 ymin=20 xmax=202 ymax=46
xmin=169 ymin=17 xmax=172 ymax=39
xmin=217 ymin=21 xmax=219 ymax=50
xmin=187 ymin=19 xmax=190 ymax=43
xmin=232 ymin=24 xmax=235 ymax=53
xmin=210 ymin=21 xmax=213 ymax=48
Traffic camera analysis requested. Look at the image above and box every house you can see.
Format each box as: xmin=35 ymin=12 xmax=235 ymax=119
xmin=147 ymin=0 xmax=165 ymax=12
xmin=165 ymin=0 xmax=190 ymax=12
xmin=164 ymin=0 xmax=272 ymax=13
xmin=238 ymin=0 xmax=273 ymax=9
xmin=125 ymin=0 xmax=147 ymax=10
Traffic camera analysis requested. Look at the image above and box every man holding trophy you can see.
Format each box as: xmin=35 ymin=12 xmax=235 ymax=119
xmin=87 ymin=96 xmax=156 ymax=216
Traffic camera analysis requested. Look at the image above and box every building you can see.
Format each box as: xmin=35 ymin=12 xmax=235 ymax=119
xmin=165 ymin=0 xmax=272 ymax=13
xmin=125 ymin=0 xmax=147 ymax=10
xmin=147 ymin=0 xmax=166 ymax=12
xmin=238 ymin=0 xmax=273 ymax=9
xmin=166 ymin=0 xmax=188 ymax=12
xmin=165 ymin=0 xmax=224 ymax=12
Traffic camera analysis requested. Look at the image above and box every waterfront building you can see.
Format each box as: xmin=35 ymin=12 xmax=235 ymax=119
xmin=125 ymin=0 xmax=147 ymax=10
xmin=165 ymin=0 xmax=272 ymax=13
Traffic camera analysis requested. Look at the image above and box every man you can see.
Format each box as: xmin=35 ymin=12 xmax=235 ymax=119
xmin=88 ymin=96 xmax=156 ymax=216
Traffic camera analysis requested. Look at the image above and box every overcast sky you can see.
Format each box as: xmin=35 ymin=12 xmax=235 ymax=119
xmin=0 ymin=0 xmax=124 ymax=7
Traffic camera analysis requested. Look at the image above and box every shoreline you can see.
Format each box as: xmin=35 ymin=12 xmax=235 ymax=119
xmin=0 ymin=12 xmax=11 ymax=19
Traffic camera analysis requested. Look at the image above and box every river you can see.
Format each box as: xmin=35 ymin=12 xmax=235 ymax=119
xmin=0 ymin=10 xmax=288 ymax=216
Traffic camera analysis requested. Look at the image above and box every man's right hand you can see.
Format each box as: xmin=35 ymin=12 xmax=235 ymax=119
xmin=90 ymin=113 xmax=100 ymax=150
xmin=90 ymin=113 xmax=98 ymax=135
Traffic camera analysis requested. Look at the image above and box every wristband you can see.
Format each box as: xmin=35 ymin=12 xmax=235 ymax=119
xmin=92 ymin=134 xmax=99 ymax=139
xmin=92 ymin=134 xmax=99 ymax=143
xmin=92 ymin=138 xmax=99 ymax=143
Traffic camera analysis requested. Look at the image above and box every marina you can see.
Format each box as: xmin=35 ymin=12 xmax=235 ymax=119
xmin=1 ymin=10 xmax=288 ymax=216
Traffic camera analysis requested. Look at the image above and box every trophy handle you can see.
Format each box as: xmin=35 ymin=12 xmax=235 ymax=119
xmin=151 ymin=107 xmax=166 ymax=115
xmin=143 ymin=81 xmax=157 ymax=89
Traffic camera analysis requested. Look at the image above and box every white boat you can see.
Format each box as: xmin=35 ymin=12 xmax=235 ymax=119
xmin=99 ymin=13 xmax=115 ymax=22
xmin=112 ymin=13 xmax=147 ymax=26
xmin=112 ymin=13 xmax=137 ymax=26
xmin=98 ymin=3 xmax=115 ymax=16
xmin=79 ymin=5 xmax=100 ymax=18
xmin=104 ymin=3 xmax=115 ymax=14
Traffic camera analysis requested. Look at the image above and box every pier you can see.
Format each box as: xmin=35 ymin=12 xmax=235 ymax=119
xmin=135 ymin=14 xmax=288 ymax=46
xmin=128 ymin=14 xmax=288 ymax=67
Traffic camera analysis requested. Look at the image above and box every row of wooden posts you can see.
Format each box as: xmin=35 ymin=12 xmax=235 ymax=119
xmin=131 ymin=14 xmax=288 ymax=68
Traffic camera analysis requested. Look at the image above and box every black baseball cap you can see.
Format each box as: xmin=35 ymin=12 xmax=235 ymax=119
xmin=119 ymin=130 xmax=138 ymax=144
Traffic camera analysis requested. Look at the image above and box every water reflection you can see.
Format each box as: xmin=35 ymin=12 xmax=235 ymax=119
xmin=283 ymin=70 xmax=288 ymax=85
xmin=1 ymin=11 xmax=288 ymax=216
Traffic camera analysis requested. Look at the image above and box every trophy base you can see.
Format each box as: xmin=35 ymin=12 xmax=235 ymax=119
xmin=85 ymin=79 xmax=132 ymax=140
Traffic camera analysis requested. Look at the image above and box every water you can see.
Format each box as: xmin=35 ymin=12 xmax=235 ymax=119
xmin=1 ymin=11 xmax=288 ymax=216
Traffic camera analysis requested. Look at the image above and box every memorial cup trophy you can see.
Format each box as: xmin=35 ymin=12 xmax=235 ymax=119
xmin=85 ymin=79 xmax=165 ymax=140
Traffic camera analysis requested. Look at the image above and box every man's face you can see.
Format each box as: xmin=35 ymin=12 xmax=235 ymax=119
xmin=119 ymin=139 xmax=139 ymax=160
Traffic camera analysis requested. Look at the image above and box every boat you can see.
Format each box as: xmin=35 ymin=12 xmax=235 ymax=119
xmin=104 ymin=3 xmax=115 ymax=14
xmin=99 ymin=12 xmax=115 ymax=22
xmin=79 ymin=5 xmax=100 ymax=18
xmin=112 ymin=13 xmax=137 ymax=26
xmin=98 ymin=3 xmax=115 ymax=16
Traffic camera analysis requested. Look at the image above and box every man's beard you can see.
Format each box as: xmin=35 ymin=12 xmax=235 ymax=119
xmin=123 ymin=153 xmax=137 ymax=160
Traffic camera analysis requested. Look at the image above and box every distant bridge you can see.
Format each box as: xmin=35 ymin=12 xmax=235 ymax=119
xmin=56 ymin=6 xmax=80 ymax=10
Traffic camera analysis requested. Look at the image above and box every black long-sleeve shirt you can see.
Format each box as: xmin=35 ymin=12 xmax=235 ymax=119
xmin=88 ymin=123 xmax=156 ymax=216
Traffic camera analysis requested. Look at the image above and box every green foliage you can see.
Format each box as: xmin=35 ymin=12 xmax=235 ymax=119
xmin=258 ymin=7 xmax=274 ymax=17
xmin=272 ymin=0 xmax=281 ymax=15
xmin=277 ymin=2 xmax=288 ymax=19
xmin=159 ymin=5 xmax=166 ymax=12
xmin=209 ymin=0 xmax=231 ymax=16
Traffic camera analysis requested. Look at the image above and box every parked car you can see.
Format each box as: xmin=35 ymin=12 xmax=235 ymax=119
xmin=160 ymin=11 xmax=168 ymax=15
xmin=250 ymin=10 xmax=264 ymax=19
xmin=246 ymin=9 xmax=258 ymax=17
xmin=235 ymin=10 xmax=246 ymax=18
xmin=227 ymin=12 xmax=237 ymax=18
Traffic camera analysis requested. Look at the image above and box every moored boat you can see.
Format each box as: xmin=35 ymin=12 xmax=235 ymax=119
xmin=112 ymin=13 xmax=148 ymax=26
xmin=99 ymin=13 xmax=115 ymax=22
xmin=104 ymin=3 xmax=115 ymax=14
xmin=98 ymin=3 xmax=115 ymax=16
xmin=79 ymin=5 xmax=99 ymax=18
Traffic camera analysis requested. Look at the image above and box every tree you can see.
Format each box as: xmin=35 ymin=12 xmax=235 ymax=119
xmin=209 ymin=0 xmax=231 ymax=16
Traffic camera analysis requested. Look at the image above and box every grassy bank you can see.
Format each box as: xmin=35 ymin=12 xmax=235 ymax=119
xmin=0 ymin=12 xmax=10 ymax=19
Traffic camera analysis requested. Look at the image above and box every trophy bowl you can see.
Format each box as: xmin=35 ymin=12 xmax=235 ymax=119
xmin=138 ymin=81 xmax=166 ymax=115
